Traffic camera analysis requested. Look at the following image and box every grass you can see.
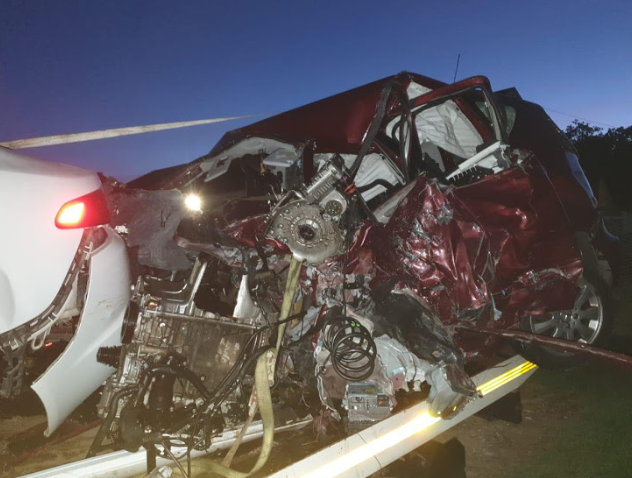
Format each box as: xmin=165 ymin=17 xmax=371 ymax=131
xmin=498 ymin=286 xmax=632 ymax=478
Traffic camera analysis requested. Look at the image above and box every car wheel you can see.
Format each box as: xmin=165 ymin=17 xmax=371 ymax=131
xmin=513 ymin=274 xmax=612 ymax=370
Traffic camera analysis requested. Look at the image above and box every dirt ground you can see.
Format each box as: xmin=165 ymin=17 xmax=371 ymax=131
xmin=437 ymin=379 xmax=579 ymax=478
xmin=0 ymin=375 xmax=578 ymax=478
xmin=3 ymin=286 xmax=631 ymax=478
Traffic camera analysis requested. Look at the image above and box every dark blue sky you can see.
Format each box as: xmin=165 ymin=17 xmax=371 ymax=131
xmin=2 ymin=0 xmax=631 ymax=180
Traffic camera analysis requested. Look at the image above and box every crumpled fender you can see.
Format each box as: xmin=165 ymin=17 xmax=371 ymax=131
xmin=32 ymin=228 xmax=130 ymax=436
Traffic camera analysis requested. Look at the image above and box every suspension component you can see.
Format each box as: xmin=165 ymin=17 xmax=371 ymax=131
xmin=323 ymin=317 xmax=377 ymax=382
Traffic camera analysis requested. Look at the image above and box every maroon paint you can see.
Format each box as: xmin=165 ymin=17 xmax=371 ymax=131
xmin=149 ymin=71 xmax=618 ymax=361
xmin=357 ymin=160 xmax=581 ymax=332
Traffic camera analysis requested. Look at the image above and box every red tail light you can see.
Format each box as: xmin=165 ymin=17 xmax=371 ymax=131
xmin=55 ymin=189 xmax=110 ymax=229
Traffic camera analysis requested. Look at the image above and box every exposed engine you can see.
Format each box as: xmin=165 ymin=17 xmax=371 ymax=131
xmin=93 ymin=255 xmax=275 ymax=454
xmin=268 ymin=155 xmax=349 ymax=264
xmin=93 ymin=150 xmax=479 ymax=462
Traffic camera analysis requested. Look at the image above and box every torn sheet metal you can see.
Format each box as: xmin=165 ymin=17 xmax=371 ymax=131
xmin=104 ymin=182 xmax=191 ymax=271
xmin=92 ymin=71 xmax=611 ymax=458
xmin=363 ymin=159 xmax=581 ymax=333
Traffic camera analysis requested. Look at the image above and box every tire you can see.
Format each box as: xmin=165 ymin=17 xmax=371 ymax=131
xmin=513 ymin=254 xmax=613 ymax=370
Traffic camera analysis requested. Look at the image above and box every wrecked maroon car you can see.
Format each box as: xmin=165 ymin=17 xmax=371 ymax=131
xmin=93 ymin=72 xmax=617 ymax=454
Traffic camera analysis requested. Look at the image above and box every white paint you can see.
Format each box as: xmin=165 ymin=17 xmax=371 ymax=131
xmin=0 ymin=147 xmax=101 ymax=334
xmin=314 ymin=153 xmax=404 ymax=202
xmin=267 ymin=356 xmax=535 ymax=478
xmin=413 ymin=101 xmax=483 ymax=159
xmin=387 ymin=81 xmax=484 ymax=161
xmin=200 ymin=137 xmax=298 ymax=182
xmin=20 ymin=357 xmax=534 ymax=478
xmin=19 ymin=417 xmax=312 ymax=478
xmin=445 ymin=141 xmax=502 ymax=179
xmin=233 ymin=274 xmax=261 ymax=322
xmin=372 ymin=182 xmax=417 ymax=224
xmin=374 ymin=335 xmax=431 ymax=384
xmin=32 ymin=227 xmax=131 ymax=435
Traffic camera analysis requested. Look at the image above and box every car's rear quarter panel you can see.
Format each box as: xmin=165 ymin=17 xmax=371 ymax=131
xmin=0 ymin=147 xmax=101 ymax=333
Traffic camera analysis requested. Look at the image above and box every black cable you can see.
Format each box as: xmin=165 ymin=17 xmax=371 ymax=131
xmin=86 ymin=387 xmax=139 ymax=458
xmin=204 ymin=330 xmax=262 ymax=402
xmin=147 ymin=334 xmax=268 ymax=445
xmin=207 ymin=345 xmax=274 ymax=411
xmin=143 ymin=329 xmax=262 ymax=412
xmin=274 ymin=311 xmax=307 ymax=326
xmin=162 ymin=440 xmax=190 ymax=478
xmin=356 ymin=179 xmax=396 ymax=194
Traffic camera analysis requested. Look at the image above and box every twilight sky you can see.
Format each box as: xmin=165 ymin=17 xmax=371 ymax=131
xmin=1 ymin=0 xmax=631 ymax=180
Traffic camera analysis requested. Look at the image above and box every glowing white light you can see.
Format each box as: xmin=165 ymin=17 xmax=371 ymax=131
xmin=185 ymin=194 xmax=202 ymax=212
xmin=299 ymin=361 xmax=536 ymax=478
xmin=56 ymin=202 xmax=86 ymax=226
xmin=300 ymin=412 xmax=441 ymax=478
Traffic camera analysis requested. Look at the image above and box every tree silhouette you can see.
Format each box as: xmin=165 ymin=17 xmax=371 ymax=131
xmin=565 ymin=120 xmax=632 ymax=211
xmin=565 ymin=120 xmax=603 ymax=143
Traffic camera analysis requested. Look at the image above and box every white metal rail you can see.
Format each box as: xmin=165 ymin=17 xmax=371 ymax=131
xmin=20 ymin=356 xmax=535 ymax=478
xmin=268 ymin=356 xmax=535 ymax=478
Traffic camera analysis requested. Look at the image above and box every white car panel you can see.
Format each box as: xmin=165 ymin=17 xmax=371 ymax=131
xmin=0 ymin=147 xmax=102 ymax=334
xmin=32 ymin=227 xmax=131 ymax=435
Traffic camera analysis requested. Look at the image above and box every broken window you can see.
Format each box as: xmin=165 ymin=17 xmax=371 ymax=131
xmin=383 ymin=82 xmax=511 ymax=185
